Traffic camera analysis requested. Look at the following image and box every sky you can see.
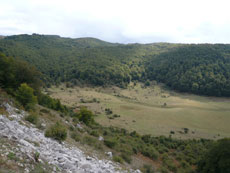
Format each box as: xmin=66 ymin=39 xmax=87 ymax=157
xmin=0 ymin=0 xmax=230 ymax=43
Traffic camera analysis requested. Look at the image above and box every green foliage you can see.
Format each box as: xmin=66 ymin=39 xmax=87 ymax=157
xmin=198 ymin=138 xmax=230 ymax=173
xmin=89 ymin=130 xmax=99 ymax=137
xmin=163 ymin=158 xmax=177 ymax=172
xmin=120 ymin=153 xmax=132 ymax=163
xmin=0 ymin=34 xmax=175 ymax=87
xmin=0 ymin=53 xmax=69 ymax=113
xmin=71 ymin=132 xmax=81 ymax=142
xmin=45 ymin=122 xmax=67 ymax=142
xmin=141 ymin=146 xmax=159 ymax=160
xmin=78 ymin=108 xmax=94 ymax=125
xmin=158 ymin=166 xmax=169 ymax=173
xmin=7 ymin=152 xmax=17 ymax=161
xmin=104 ymin=138 xmax=117 ymax=148
xmin=2 ymin=35 xmax=230 ymax=96
xmin=0 ymin=53 xmax=41 ymax=92
xmin=142 ymin=165 xmax=155 ymax=173
xmin=113 ymin=155 xmax=123 ymax=163
xmin=82 ymin=136 xmax=98 ymax=146
xmin=15 ymin=83 xmax=37 ymax=110
xmin=146 ymin=45 xmax=230 ymax=96
xmin=25 ymin=113 xmax=39 ymax=125
xmin=38 ymin=93 xmax=68 ymax=113
xmin=34 ymin=152 xmax=40 ymax=162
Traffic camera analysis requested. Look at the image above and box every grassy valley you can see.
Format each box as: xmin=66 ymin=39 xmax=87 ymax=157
xmin=46 ymin=82 xmax=230 ymax=140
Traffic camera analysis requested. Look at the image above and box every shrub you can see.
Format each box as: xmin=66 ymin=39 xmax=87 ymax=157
xmin=142 ymin=165 xmax=155 ymax=173
xmin=141 ymin=146 xmax=159 ymax=160
xmin=25 ymin=113 xmax=39 ymax=125
xmin=69 ymin=125 xmax=75 ymax=131
xmin=71 ymin=132 xmax=81 ymax=142
xmin=90 ymin=130 xmax=99 ymax=137
xmin=180 ymin=160 xmax=189 ymax=168
xmin=104 ymin=138 xmax=117 ymax=148
xmin=34 ymin=152 xmax=40 ymax=162
xmin=45 ymin=122 xmax=67 ymax=142
xmin=141 ymin=134 xmax=151 ymax=143
xmin=15 ymin=83 xmax=37 ymax=110
xmin=121 ymin=153 xmax=132 ymax=163
xmin=7 ymin=152 xmax=17 ymax=161
xmin=40 ymin=109 xmax=50 ymax=114
xmin=82 ymin=136 xmax=97 ymax=146
xmin=164 ymin=159 xmax=177 ymax=172
xmin=130 ymin=131 xmax=140 ymax=138
xmin=38 ymin=93 xmax=67 ymax=113
xmin=113 ymin=156 xmax=123 ymax=163
xmin=79 ymin=108 xmax=94 ymax=125
xmin=105 ymin=108 xmax=113 ymax=115
xmin=158 ymin=166 xmax=169 ymax=173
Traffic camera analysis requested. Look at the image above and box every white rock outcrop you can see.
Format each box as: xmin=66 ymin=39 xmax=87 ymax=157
xmin=0 ymin=103 xmax=140 ymax=173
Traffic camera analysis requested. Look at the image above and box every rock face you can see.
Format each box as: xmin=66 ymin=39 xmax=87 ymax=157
xmin=0 ymin=103 xmax=139 ymax=173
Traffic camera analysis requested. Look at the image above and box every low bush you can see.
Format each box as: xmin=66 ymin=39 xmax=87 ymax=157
xmin=142 ymin=165 xmax=155 ymax=173
xmin=45 ymin=122 xmax=67 ymax=142
xmin=113 ymin=156 xmax=123 ymax=163
xmin=141 ymin=146 xmax=159 ymax=160
xmin=90 ymin=130 xmax=99 ymax=137
xmin=163 ymin=159 xmax=177 ymax=172
xmin=71 ymin=132 xmax=81 ymax=142
xmin=158 ymin=166 xmax=169 ymax=173
xmin=7 ymin=152 xmax=17 ymax=161
xmin=25 ymin=113 xmax=39 ymax=125
xmin=104 ymin=138 xmax=117 ymax=148
xmin=40 ymin=108 xmax=50 ymax=114
xmin=82 ymin=136 xmax=97 ymax=146
xmin=121 ymin=153 xmax=132 ymax=163
xmin=78 ymin=108 xmax=94 ymax=125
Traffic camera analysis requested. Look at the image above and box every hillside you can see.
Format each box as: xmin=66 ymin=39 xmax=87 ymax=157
xmin=145 ymin=45 xmax=230 ymax=96
xmin=0 ymin=34 xmax=178 ymax=87
xmin=1 ymin=34 xmax=230 ymax=96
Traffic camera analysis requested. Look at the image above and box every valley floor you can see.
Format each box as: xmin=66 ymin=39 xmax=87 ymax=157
xmin=47 ymin=83 xmax=230 ymax=140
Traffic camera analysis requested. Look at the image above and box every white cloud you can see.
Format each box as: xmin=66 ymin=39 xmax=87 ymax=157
xmin=0 ymin=0 xmax=230 ymax=43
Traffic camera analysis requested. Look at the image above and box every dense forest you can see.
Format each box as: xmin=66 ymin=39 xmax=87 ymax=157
xmin=0 ymin=34 xmax=176 ymax=87
xmin=0 ymin=53 xmax=68 ymax=112
xmin=1 ymin=34 xmax=230 ymax=96
xmin=145 ymin=45 xmax=230 ymax=96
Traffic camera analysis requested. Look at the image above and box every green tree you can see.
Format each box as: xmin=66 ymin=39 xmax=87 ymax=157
xmin=198 ymin=138 xmax=230 ymax=173
xmin=15 ymin=83 xmax=37 ymax=110
xmin=79 ymin=107 xmax=94 ymax=125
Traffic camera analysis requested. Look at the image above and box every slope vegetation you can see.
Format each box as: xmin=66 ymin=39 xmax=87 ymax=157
xmin=0 ymin=34 xmax=176 ymax=87
xmin=146 ymin=45 xmax=230 ymax=96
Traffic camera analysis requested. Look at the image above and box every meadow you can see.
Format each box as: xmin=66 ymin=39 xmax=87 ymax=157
xmin=47 ymin=82 xmax=230 ymax=139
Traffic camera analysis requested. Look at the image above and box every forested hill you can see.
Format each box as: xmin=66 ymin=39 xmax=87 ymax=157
xmin=0 ymin=34 xmax=230 ymax=96
xmin=0 ymin=34 xmax=177 ymax=87
xmin=146 ymin=45 xmax=230 ymax=96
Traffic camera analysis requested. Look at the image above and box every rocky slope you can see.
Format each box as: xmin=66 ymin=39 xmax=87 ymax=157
xmin=0 ymin=102 xmax=140 ymax=173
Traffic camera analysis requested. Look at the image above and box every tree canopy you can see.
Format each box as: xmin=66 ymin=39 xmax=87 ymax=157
xmin=198 ymin=138 xmax=230 ymax=173
xmin=1 ymin=34 xmax=230 ymax=96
